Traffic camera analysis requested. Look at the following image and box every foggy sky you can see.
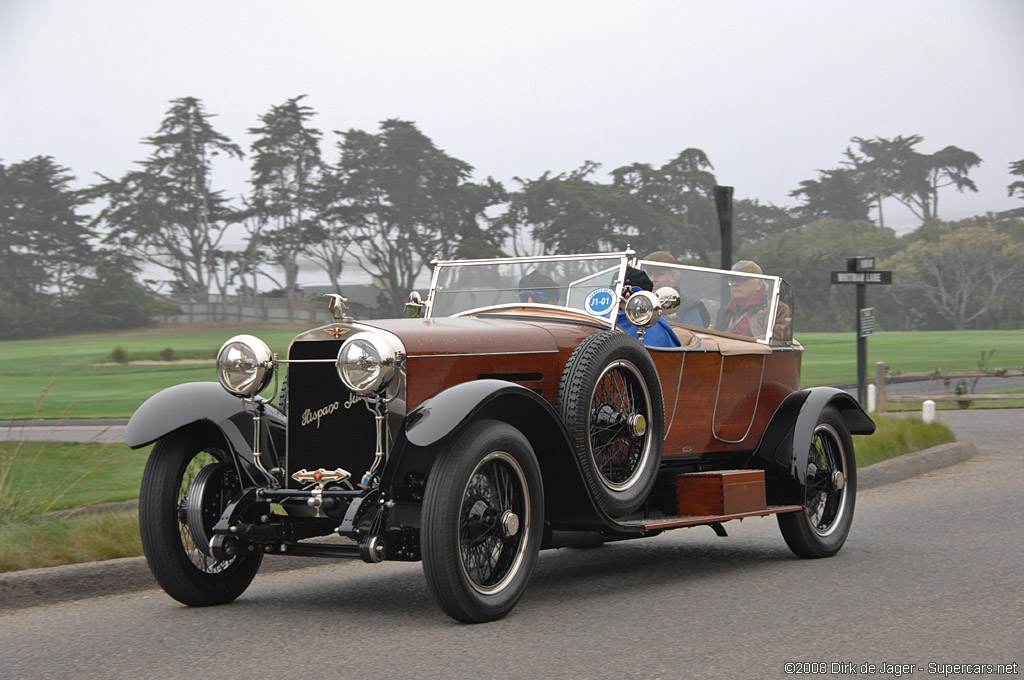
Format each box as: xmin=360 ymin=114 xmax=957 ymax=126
xmin=2 ymin=0 xmax=1023 ymax=236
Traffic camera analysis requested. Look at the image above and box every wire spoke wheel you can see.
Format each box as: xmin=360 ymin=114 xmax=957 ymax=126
xmin=139 ymin=428 xmax=262 ymax=606
xmin=422 ymin=420 xmax=543 ymax=623
xmin=459 ymin=453 xmax=528 ymax=593
xmin=589 ymin=360 xmax=652 ymax=490
xmin=804 ymin=423 xmax=847 ymax=536
xmin=184 ymin=459 xmax=241 ymax=573
xmin=778 ymin=406 xmax=857 ymax=558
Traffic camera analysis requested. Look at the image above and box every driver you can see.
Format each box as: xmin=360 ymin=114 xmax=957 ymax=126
xmin=617 ymin=267 xmax=681 ymax=348
xmin=517 ymin=270 xmax=561 ymax=305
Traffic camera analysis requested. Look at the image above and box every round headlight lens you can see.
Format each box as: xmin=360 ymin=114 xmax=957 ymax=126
xmin=625 ymin=290 xmax=661 ymax=328
xmin=216 ymin=335 xmax=274 ymax=398
xmin=337 ymin=333 xmax=396 ymax=394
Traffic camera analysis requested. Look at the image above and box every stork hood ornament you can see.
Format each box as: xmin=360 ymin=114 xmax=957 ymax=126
xmin=324 ymin=293 xmax=350 ymax=321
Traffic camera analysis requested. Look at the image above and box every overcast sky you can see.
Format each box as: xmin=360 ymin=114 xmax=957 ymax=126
xmin=2 ymin=0 xmax=1023 ymax=237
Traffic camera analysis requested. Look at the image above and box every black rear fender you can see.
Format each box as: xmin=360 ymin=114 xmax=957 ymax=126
xmin=754 ymin=387 xmax=875 ymax=504
xmin=394 ymin=380 xmax=600 ymax=526
xmin=126 ymin=382 xmax=286 ymax=478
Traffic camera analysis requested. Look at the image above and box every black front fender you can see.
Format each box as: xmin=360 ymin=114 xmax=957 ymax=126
xmin=404 ymin=380 xmax=545 ymax=448
xmin=125 ymin=383 xmax=286 ymax=473
xmin=396 ymin=380 xmax=604 ymax=527
xmin=754 ymin=387 xmax=875 ymax=503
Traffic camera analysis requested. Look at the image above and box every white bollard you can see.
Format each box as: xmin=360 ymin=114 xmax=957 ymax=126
xmin=922 ymin=399 xmax=936 ymax=424
xmin=867 ymin=384 xmax=876 ymax=413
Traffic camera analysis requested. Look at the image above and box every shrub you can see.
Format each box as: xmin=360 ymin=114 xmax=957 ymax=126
xmin=159 ymin=347 xmax=176 ymax=361
xmin=110 ymin=346 xmax=131 ymax=364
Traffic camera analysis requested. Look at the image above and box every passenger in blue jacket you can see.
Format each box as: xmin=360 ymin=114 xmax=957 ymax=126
xmin=616 ymin=267 xmax=682 ymax=348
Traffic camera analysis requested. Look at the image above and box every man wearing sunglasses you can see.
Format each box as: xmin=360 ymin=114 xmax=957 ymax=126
xmin=716 ymin=260 xmax=770 ymax=337
xmin=518 ymin=270 xmax=561 ymax=305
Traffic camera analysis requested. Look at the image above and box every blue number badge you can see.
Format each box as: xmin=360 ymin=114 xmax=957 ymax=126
xmin=584 ymin=287 xmax=617 ymax=318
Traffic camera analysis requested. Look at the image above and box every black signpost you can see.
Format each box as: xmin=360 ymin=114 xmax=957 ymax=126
xmin=831 ymin=256 xmax=892 ymax=405
xmin=714 ymin=185 xmax=734 ymax=271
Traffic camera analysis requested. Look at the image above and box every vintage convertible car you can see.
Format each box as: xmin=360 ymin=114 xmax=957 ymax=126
xmin=127 ymin=250 xmax=874 ymax=623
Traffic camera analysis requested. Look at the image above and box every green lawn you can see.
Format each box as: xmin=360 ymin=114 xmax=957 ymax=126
xmin=0 ymin=325 xmax=304 ymax=419
xmin=852 ymin=415 xmax=955 ymax=466
xmin=797 ymin=329 xmax=1024 ymax=386
xmin=0 ymin=326 xmax=1021 ymax=419
xmin=1 ymin=441 xmax=151 ymax=519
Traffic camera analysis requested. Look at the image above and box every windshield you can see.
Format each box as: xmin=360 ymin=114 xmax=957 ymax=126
xmin=637 ymin=259 xmax=793 ymax=345
xmin=428 ymin=254 xmax=629 ymax=324
xmin=424 ymin=253 xmax=795 ymax=345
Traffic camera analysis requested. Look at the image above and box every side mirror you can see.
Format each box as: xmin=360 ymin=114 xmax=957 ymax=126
xmin=656 ymin=287 xmax=680 ymax=316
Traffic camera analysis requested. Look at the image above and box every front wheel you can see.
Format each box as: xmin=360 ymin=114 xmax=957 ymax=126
xmin=421 ymin=420 xmax=544 ymax=623
xmin=778 ymin=406 xmax=857 ymax=558
xmin=139 ymin=428 xmax=263 ymax=605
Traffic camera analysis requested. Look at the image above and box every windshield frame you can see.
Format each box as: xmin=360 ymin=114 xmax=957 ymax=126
xmin=424 ymin=251 xmax=634 ymax=326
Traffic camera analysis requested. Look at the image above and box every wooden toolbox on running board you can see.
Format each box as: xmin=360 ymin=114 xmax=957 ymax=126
xmin=676 ymin=469 xmax=767 ymax=516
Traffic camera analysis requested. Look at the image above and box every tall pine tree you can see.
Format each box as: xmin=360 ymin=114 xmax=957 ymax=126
xmin=90 ymin=97 xmax=243 ymax=298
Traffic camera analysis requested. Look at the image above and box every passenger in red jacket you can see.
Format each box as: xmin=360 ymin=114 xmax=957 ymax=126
xmin=717 ymin=260 xmax=769 ymax=337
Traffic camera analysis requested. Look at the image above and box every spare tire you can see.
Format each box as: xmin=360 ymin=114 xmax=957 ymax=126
xmin=557 ymin=330 xmax=664 ymax=517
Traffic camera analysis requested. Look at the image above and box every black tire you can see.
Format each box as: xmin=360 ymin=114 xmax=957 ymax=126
xmin=778 ymin=406 xmax=857 ymax=558
xmin=558 ymin=330 xmax=664 ymax=517
xmin=139 ymin=428 xmax=263 ymax=606
xmin=421 ymin=420 xmax=544 ymax=623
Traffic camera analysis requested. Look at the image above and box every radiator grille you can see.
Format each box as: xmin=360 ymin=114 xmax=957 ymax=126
xmin=286 ymin=340 xmax=377 ymax=487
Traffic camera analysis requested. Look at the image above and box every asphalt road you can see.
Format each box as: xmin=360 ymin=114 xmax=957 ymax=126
xmin=1 ymin=409 xmax=1021 ymax=679
xmin=0 ymin=419 xmax=127 ymax=444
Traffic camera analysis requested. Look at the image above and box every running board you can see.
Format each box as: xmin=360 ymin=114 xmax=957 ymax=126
xmin=620 ymin=505 xmax=803 ymax=531
xmin=617 ymin=469 xmax=803 ymax=532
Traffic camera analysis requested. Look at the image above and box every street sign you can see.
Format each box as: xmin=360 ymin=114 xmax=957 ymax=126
xmin=831 ymin=270 xmax=892 ymax=284
xmin=859 ymin=307 xmax=875 ymax=337
xmin=830 ymin=254 xmax=892 ymax=407
xmin=847 ymin=256 xmax=876 ymax=272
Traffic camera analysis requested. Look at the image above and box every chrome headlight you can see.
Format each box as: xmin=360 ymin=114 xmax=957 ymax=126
xmin=625 ymin=290 xmax=662 ymax=328
xmin=337 ymin=332 xmax=397 ymax=395
xmin=216 ymin=334 xmax=274 ymax=398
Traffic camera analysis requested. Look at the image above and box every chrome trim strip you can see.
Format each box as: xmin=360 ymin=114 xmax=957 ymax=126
xmin=277 ymin=358 xmax=337 ymax=364
xmin=433 ymin=250 xmax=636 ymax=267
xmin=408 ymin=350 xmax=558 ymax=359
xmin=764 ymin=279 xmax=781 ymax=345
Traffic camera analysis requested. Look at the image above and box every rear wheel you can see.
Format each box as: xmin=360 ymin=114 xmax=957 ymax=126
xmin=421 ymin=420 xmax=543 ymax=623
xmin=778 ymin=407 xmax=856 ymax=558
xmin=139 ymin=428 xmax=263 ymax=605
